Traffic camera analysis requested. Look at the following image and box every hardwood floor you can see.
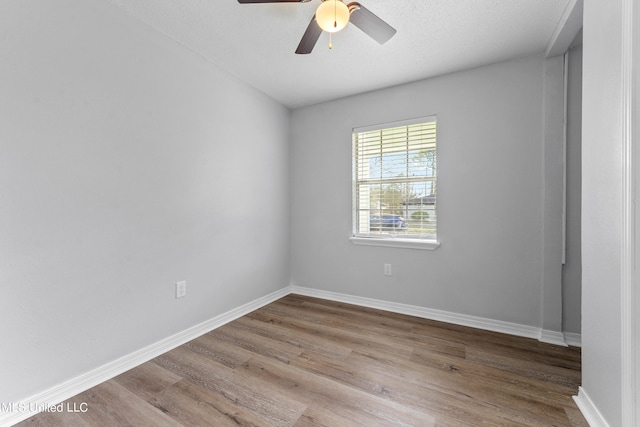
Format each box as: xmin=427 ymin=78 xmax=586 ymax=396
xmin=16 ymin=295 xmax=587 ymax=426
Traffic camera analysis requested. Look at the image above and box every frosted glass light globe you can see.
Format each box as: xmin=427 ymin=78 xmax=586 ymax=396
xmin=316 ymin=0 xmax=350 ymax=33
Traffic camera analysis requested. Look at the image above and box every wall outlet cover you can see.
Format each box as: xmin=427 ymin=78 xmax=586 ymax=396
xmin=176 ymin=280 xmax=187 ymax=298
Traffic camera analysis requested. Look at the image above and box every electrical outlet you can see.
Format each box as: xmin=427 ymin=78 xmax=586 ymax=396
xmin=384 ymin=264 xmax=392 ymax=276
xmin=176 ymin=280 xmax=187 ymax=299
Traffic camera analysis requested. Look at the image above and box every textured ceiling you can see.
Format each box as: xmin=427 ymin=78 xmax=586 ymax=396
xmin=105 ymin=0 xmax=572 ymax=108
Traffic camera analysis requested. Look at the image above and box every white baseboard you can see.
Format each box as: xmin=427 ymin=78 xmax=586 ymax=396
xmin=573 ymin=387 xmax=611 ymax=427
xmin=0 ymin=286 xmax=291 ymax=427
xmin=291 ymin=287 xmax=583 ymax=348
xmin=563 ymin=332 xmax=582 ymax=347
xmin=291 ymin=286 xmax=546 ymax=341
xmin=539 ymin=329 xmax=569 ymax=347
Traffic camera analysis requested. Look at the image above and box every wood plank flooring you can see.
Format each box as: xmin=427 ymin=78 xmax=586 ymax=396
xmin=16 ymin=294 xmax=587 ymax=426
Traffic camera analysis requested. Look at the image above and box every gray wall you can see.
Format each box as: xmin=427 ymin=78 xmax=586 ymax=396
xmin=541 ymin=55 xmax=565 ymax=338
xmin=0 ymin=0 xmax=290 ymax=402
xmin=562 ymin=41 xmax=582 ymax=335
xmin=290 ymin=54 xmax=560 ymax=329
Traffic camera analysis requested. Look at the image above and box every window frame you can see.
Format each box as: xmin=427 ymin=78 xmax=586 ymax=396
xmin=350 ymin=116 xmax=440 ymax=250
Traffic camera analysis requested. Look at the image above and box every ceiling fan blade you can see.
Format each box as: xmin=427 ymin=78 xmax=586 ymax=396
xmin=237 ymin=0 xmax=308 ymax=3
xmin=347 ymin=2 xmax=396 ymax=44
xmin=295 ymin=15 xmax=322 ymax=54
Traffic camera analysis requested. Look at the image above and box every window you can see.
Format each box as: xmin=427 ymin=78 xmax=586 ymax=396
xmin=351 ymin=116 xmax=438 ymax=249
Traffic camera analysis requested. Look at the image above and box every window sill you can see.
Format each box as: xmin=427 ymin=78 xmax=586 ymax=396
xmin=349 ymin=236 xmax=441 ymax=250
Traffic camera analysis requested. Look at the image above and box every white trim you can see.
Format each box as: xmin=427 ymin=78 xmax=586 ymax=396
xmin=349 ymin=236 xmax=440 ymax=250
xmin=621 ymin=1 xmax=636 ymax=426
xmin=0 ymin=286 xmax=291 ymax=427
xmin=291 ymin=286 xmax=545 ymax=341
xmin=563 ymin=332 xmax=582 ymax=347
xmin=545 ymin=0 xmax=584 ymax=58
xmin=562 ymin=51 xmax=568 ymax=265
xmin=573 ymin=387 xmax=612 ymax=427
xmin=353 ymin=115 xmax=437 ymax=133
xmin=539 ymin=329 xmax=569 ymax=347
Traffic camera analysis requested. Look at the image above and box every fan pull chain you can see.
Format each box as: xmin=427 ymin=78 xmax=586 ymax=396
xmin=330 ymin=0 xmax=336 ymax=49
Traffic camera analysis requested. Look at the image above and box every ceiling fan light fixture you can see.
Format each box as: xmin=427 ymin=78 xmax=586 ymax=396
xmin=316 ymin=0 xmax=350 ymax=33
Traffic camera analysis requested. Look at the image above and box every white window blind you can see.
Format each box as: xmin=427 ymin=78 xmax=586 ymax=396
xmin=353 ymin=117 xmax=437 ymax=240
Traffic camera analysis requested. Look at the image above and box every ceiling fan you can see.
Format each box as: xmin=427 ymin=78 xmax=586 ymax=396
xmin=237 ymin=0 xmax=396 ymax=54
